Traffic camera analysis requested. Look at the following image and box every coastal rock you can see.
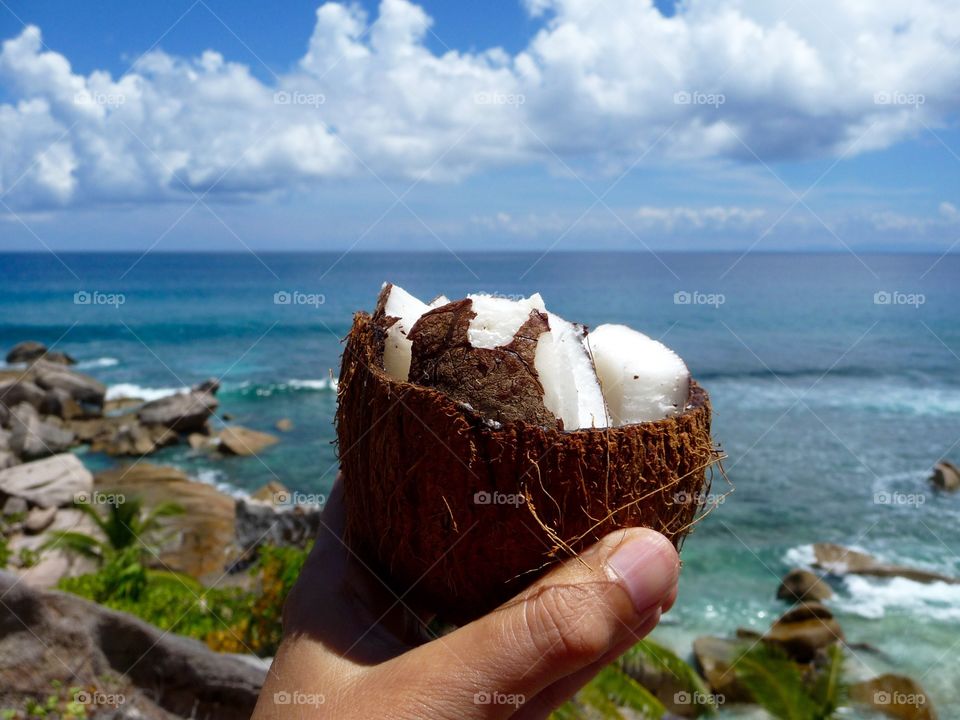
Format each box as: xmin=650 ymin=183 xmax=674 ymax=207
xmin=218 ymin=426 xmax=279 ymax=456
xmin=9 ymin=403 xmax=76 ymax=459
xmin=929 ymin=460 xmax=960 ymax=492
xmin=813 ymin=543 xmax=958 ymax=585
xmin=0 ymin=451 xmax=17 ymax=470
xmin=39 ymin=386 xmax=86 ymax=420
xmin=849 ymin=674 xmax=937 ymax=720
xmin=275 ymin=418 xmax=294 ymax=432
xmin=188 ymin=432 xmax=216 ymax=449
xmin=764 ymin=602 xmax=844 ymax=663
xmin=138 ymin=391 xmax=218 ymax=433
xmin=691 ymin=636 xmax=753 ymax=703
xmin=91 ymin=420 xmax=170 ymax=456
xmin=234 ymin=498 xmax=321 ymax=561
xmin=9 ymin=508 xmax=100 ymax=587
xmin=31 ymin=360 xmax=106 ymax=408
xmin=2 ymin=496 xmax=28 ymax=516
xmin=41 ymin=350 xmax=76 ymax=365
xmin=0 ymin=379 xmax=46 ymax=410
xmin=0 ymin=453 xmax=93 ymax=508
xmin=23 ymin=505 xmax=57 ymax=534
xmin=0 ymin=401 xmax=8 ymax=427
xmin=0 ymin=569 xmax=265 ymax=719
xmin=5 ymin=341 xmax=47 ymax=364
xmin=777 ymin=568 xmax=833 ymax=603
xmin=103 ymin=396 xmax=145 ymax=413
xmin=250 ymin=480 xmax=289 ymax=504
xmin=193 ymin=378 xmax=221 ymax=395
xmin=96 ymin=464 xmax=237 ymax=579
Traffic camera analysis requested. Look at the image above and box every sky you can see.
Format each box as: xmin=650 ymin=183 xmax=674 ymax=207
xmin=0 ymin=0 xmax=958 ymax=252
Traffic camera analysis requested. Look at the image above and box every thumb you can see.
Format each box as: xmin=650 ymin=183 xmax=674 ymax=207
xmin=400 ymin=528 xmax=679 ymax=714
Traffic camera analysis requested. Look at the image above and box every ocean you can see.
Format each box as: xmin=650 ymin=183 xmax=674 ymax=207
xmin=2 ymin=251 xmax=958 ymax=716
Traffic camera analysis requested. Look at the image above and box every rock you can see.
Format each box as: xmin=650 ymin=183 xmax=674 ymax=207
xmin=221 ymin=412 xmax=234 ymax=421
xmin=103 ymin=396 xmax=145 ymax=413
xmin=23 ymin=505 xmax=57 ymax=534
xmin=0 ymin=453 xmax=93 ymax=508
xmin=40 ymin=350 xmax=75 ymax=365
xmin=777 ymin=568 xmax=833 ymax=603
xmin=929 ymin=460 xmax=960 ymax=491
xmin=849 ymin=674 xmax=937 ymax=720
xmin=0 ymin=427 xmax=9 ymax=450
xmin=0 ymin=378 xmax=46 ymax=410
xmin=31 ymin=360 xmax=106 ymax=408
xmin=0 ymin=451 xmax=17 ymax=470
xmin=234 ymin=498 xmax=321 ymax=563
xmin=96 ymin=464 xmax=237 ymax=579
xmin=8 ymin=508 xmax=100 ymax=588
xmin=92 ymin=421 xmax=165 ymax=456
xmin=9 ymin=402 xmax=76 ymax=459
xmin=39 ymin=386 xmax=85 ymax=420
xmin=692 ymin=636 xmax=753 ymax=703
xmin=218 ymin=426 xmax=279 ymax=456
xmin=764 ymin=602 xmax=844 ymax=663
xmin=275 ymin=418 xmax=294 ymax=432
xmin=813 ymin=543 xmax=958 ymax=585
xmin=5 ymin=341 xmax=47 ymax=364
xmin=0 ymin=569 xmax=265 ymax=719
xmin=188 ymin=432 xmax=216 ymax=449
xmin=2 ymin=496 xmax=28 ymax=516
xmin=138 ymin=391 xmax=218 ymax=433
xmin=192 ymin=378 xmax=221 ymax=395
xmin=250 ymin=480 xmax=289 ymax=504
xmin=0 ymin=401 xmax=8 ymax=427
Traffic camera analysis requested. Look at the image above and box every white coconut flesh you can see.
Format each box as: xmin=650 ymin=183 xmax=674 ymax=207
xmin=586 ymin=324 xmax=690 ymax=425
xmin=378 ymin=285 xmax=690 ymax=429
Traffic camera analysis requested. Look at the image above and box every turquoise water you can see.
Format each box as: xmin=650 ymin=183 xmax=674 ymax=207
xmin=2 ymin=251 xmax=958 ymax=715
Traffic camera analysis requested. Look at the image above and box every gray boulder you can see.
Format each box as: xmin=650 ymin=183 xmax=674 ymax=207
xmin=138 ymin=391 xmax=218 ymax=433
xmin=777 ymin=568 xmax=833 ymax=603
xmin=0 ymin=453 xmax=92 ymax=507
xmin=5 ymin=341 xmax=47 ymax=364
xmin=234 ymin=498 xmax=321 ymax=565
xmin=8 ymin=403 xmax=75 ymax=459
xmin=930 ymin=460 xmax=960 ymax=491
xmin=813 ymin=542 xmax=958 ymax=585
xmin=0 ymin=570 xmax=265 ymax=719
xmin=31 ymin=361 xmax=106 ymax=408
xmin=0 ymin=379 xmax=46 ymax=411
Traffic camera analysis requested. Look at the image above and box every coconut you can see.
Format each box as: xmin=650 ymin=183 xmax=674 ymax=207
xmin=336 ymin=285 xmax=716 ymax=624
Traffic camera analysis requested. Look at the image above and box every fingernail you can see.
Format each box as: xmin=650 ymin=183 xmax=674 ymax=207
xmin=604 ymin=531 xmax=679 ymax=615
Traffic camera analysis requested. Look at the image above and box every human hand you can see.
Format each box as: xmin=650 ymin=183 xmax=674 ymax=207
xmin=252 ymin=477 xmax=680 ymax=719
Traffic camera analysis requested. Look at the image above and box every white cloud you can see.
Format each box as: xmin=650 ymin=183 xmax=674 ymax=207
xmin=1 ymin=0 xmax=959 ymax=210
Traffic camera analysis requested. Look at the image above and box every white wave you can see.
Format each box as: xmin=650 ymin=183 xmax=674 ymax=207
xmin=75 ymin=357 xmax=119 ymax=370
xmin=193 ymin=468 xmax=248 ymax=499
xmin=834 ymin=575 xmax=960 ymax=622
xmin=247 ymin=377 xmax=338 ymax=397
xmin=105 ymin=383 xmax=184 ymax=402
xmin=783 ymin=543 xmax=817 ymax=568
xmin=288 ymin=377 xmax=338 ymax=391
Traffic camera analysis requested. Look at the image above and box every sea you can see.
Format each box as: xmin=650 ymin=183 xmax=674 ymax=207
xmin=1 ymin=251 xmax=958 ymax=717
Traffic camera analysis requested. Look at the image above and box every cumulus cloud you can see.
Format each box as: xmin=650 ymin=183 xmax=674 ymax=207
xmin=1 ymin=0 xmax=959 ymax=209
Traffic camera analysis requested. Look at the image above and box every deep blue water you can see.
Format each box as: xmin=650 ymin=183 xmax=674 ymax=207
xmin=2 ymin=251 xmax=958 ymax=715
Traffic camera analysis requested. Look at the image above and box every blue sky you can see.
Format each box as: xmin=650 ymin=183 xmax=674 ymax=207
xmin=0 ymin=0 xmax=957 ymax=251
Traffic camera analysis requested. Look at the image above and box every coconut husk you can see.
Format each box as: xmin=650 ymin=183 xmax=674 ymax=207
xmin=336 ymin=310 xmax=716 ymax=624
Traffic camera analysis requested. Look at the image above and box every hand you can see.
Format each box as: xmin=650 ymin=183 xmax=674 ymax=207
xmin=253 ymin=477 xmax=680 ymax=719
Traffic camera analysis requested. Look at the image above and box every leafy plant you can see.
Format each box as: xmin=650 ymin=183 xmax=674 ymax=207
xmin=620 ymin=638 xmax=717 ymax=715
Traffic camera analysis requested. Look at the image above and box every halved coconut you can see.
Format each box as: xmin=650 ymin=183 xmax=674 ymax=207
xmin=337 ymin=287 xmax=714 ymax=623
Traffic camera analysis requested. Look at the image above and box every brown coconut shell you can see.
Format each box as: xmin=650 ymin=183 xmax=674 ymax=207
xmin=336 ymin=310 xmax=715 ymax=625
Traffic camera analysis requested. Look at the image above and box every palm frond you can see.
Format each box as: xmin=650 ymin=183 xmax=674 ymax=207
xmin=581 ymin=665 xmax=666 ymax=719
xmin=811 ymin=644 xmax=846 ymax=714
xmin=734 ymin=644 xmax=820 ymax=720
xmin=620 ymin=638 xmax=716 ymax=714
xmin=43 ymin=531 xmax=105 ymax=561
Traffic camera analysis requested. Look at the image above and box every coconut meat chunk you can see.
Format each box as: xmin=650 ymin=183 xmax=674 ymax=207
xmin=586 ymin=324 xmax=689 ymax=425
xmin=466 ymin=293 xmax=547 ymax=349
xmin=381 ymin=284 xmax=449 ymax=381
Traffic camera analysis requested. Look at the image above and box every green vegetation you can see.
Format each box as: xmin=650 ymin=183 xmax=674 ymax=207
xmin=0 ymin=680 xmax=88 ymax=719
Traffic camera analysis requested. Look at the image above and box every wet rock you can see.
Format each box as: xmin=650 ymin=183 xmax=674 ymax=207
xmin=849 ymin=674 xmax=937 ymax=720
xmin=0 ymin=453 xmax=93 ymax=508
xmin=691 ymin=636 xmax=753 ymax=703
xmin=813 ymin=543 xmax=958 ymax=585
xmin=929 ymin=460 xmax=960 ymax=492
xmin=5 ymin=341 xmax=47 ymax=364
xmin=192 ymin=378 xmax=221 ymax=395
xmin=8 ymin=403 xmax=76 ymax=459
xmin=0 ymin=570 xmax=265 ymax=719
xmin=764 ymin=602 xmax=844 ymax=663
xmin=138 ymin=391 xmax=218 ymax=433
xmin=777 ymin=568 xmax=833 ymax=603
xmin=218 ymin=426 xmax=279 ymax=456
